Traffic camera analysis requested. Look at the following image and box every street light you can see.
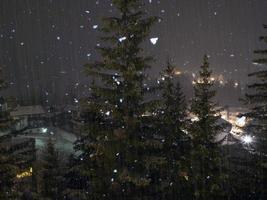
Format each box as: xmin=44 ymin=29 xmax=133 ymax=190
xmin=242 ymin=135 xmax=253 ymax=144
xmin=41 ymin=127 xmax=48 ymax=133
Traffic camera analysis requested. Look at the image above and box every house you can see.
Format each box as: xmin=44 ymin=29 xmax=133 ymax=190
xmin=10 ymin=105 xmax=47 ymax=130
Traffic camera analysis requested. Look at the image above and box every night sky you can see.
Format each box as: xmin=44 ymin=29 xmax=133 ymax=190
xmin=0 ymin=0 xmax=267 ymax=105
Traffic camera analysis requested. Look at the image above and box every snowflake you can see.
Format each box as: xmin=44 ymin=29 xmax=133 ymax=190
xmin=150 ymin=37 xmax=159 ymax=45
xmin=119 ymin=36 xmax=127 ymax=42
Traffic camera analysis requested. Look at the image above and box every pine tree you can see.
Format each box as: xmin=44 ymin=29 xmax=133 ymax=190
xmin=159 ymin=62 xmax=187 ymax=139
xmin=0 ymin=66 xmax=18 ymax=199
xmin=153 ymin=61 xmax=191 ymax=199
xmin=74 ymin=0 xmax=163 ymax=199
xmin=244 ymin=24 xmax=267 ymax=199
xmin=0 ymin=145 xmax=18 ymax=199
xmin=41 ymin=137 xmax=63 ymax=199
xmin=65 ymin=84 xmax=106 ymax=199
xmin=189 ymin=55 xmax=226 ymax=199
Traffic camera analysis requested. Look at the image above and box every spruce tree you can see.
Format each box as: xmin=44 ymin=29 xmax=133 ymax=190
xmin=154 ymin=61 xmax=191 ymax=199
xmin=74 ymin=0 xmax=165 ymax=199
xmin=244 ymin=24 xmax=267 ymax=199
xmin=159 ymin=61 xmax=187 ymax=139
xmin=189 ymin=55 xmax=226 ymax=200
xmin=0 ymin=145 xmax=17 ymax=199
xmin=66 ymin=84 xmax=106 ymax=199
xmin=41 ymin=137 xmax=63 ymax=199
xmin=0 ymin=66 xmax=17 ymax=199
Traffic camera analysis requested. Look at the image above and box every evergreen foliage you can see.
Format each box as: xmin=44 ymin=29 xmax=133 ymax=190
xmin=189 ymin=55 xmax=226 ymax=199
xmin=154 ymin=61 xmax=191 ymax=199
xmin=0 ymin=66 xmax=18 ymax=199
xmin=244 ymin=24 xmax=267 ymax=199
xmin=41 ymin=137 xmax=63 ymax=199
xmin=72 ymin=0 xmax=180 ymax=198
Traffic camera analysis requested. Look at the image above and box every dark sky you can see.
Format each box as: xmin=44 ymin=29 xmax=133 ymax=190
xmin=0 ymin=0 xmax=267 ymax=105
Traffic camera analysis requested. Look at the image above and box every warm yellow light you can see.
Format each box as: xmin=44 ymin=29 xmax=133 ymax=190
xmin=16 ymin=167 xmax=33 ymax=179
xmin=174 ymin=69 xmax=182 ymax=76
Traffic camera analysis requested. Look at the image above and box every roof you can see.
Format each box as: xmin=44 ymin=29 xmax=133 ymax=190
xmin=10 ymin=105 xmax=46 ymax=117
xmin=0 ymin=130 xmax=10 ymax=138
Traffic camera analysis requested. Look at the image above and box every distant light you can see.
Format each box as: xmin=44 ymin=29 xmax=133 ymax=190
xmin=16 ymin=167 xmax=33 ymax=179
xmin=252 ymin=62 xmax=260 ymax=65
xmin=210 ymin=77 xmax=215 ymax=81
xmin=93 ymin=25 xmax=98 ymax=29
xmin=236 ymin=116 xmax=246 ymax=127
xmin=174 ymin=69 xmax=182 ymax=76
xmin=242 ymin=135 xmax=253 ymax=144
xmin=42 ymin=128 xmax=48 ymax=133
xmin=191 ymin=116 xmax=199 ymax=122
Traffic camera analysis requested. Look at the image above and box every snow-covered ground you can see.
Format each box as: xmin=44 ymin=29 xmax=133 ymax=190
xmin=18 ymin=126 xmax=77 ymax=158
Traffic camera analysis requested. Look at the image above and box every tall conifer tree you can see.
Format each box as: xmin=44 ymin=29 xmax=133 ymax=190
xmin=244 ymin=24 xmax=267 ymax=198
xmin=155 ymin=61 xmax=191 ymax=199
xmin=189 ymin=55 xmax=226 ymax=199
xmin=75 ymin=0 xmax=161 ymax=199
xmin=0 ymin=66 xmax=17 ymax=199
xmin=41 ymin=138 xmax=63 ymax=199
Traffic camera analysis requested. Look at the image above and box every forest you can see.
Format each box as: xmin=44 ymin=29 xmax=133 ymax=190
xmin=0 ymin=0 xmax=267 ymax=199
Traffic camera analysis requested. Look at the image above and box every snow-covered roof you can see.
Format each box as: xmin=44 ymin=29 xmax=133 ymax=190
xmin=0 ymin=130 xmax=10 ymax=137
xmin=10 ymin=105 xmax=46 ymax=117
xmin=214 ymin=131 xmax=229 ymax=143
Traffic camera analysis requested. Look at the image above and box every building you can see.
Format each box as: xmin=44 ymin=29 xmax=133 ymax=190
xmin=10 ymin=105 xmax=48 ymax=130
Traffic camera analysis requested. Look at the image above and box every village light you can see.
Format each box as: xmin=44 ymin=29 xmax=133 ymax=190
xmin=16 ymin=167 xmax=33 ymax=179
xmin=236 ymin=116 xmax=246 ymax=127
xmin=242 ymin=135 xmax=253 ymax=144
xmin=42 ymin=128 xmax=48 ymax=133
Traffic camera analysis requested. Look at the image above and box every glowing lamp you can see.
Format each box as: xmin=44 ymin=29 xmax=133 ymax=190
xmin=242 ymin=135 xmax=253 ymax=144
